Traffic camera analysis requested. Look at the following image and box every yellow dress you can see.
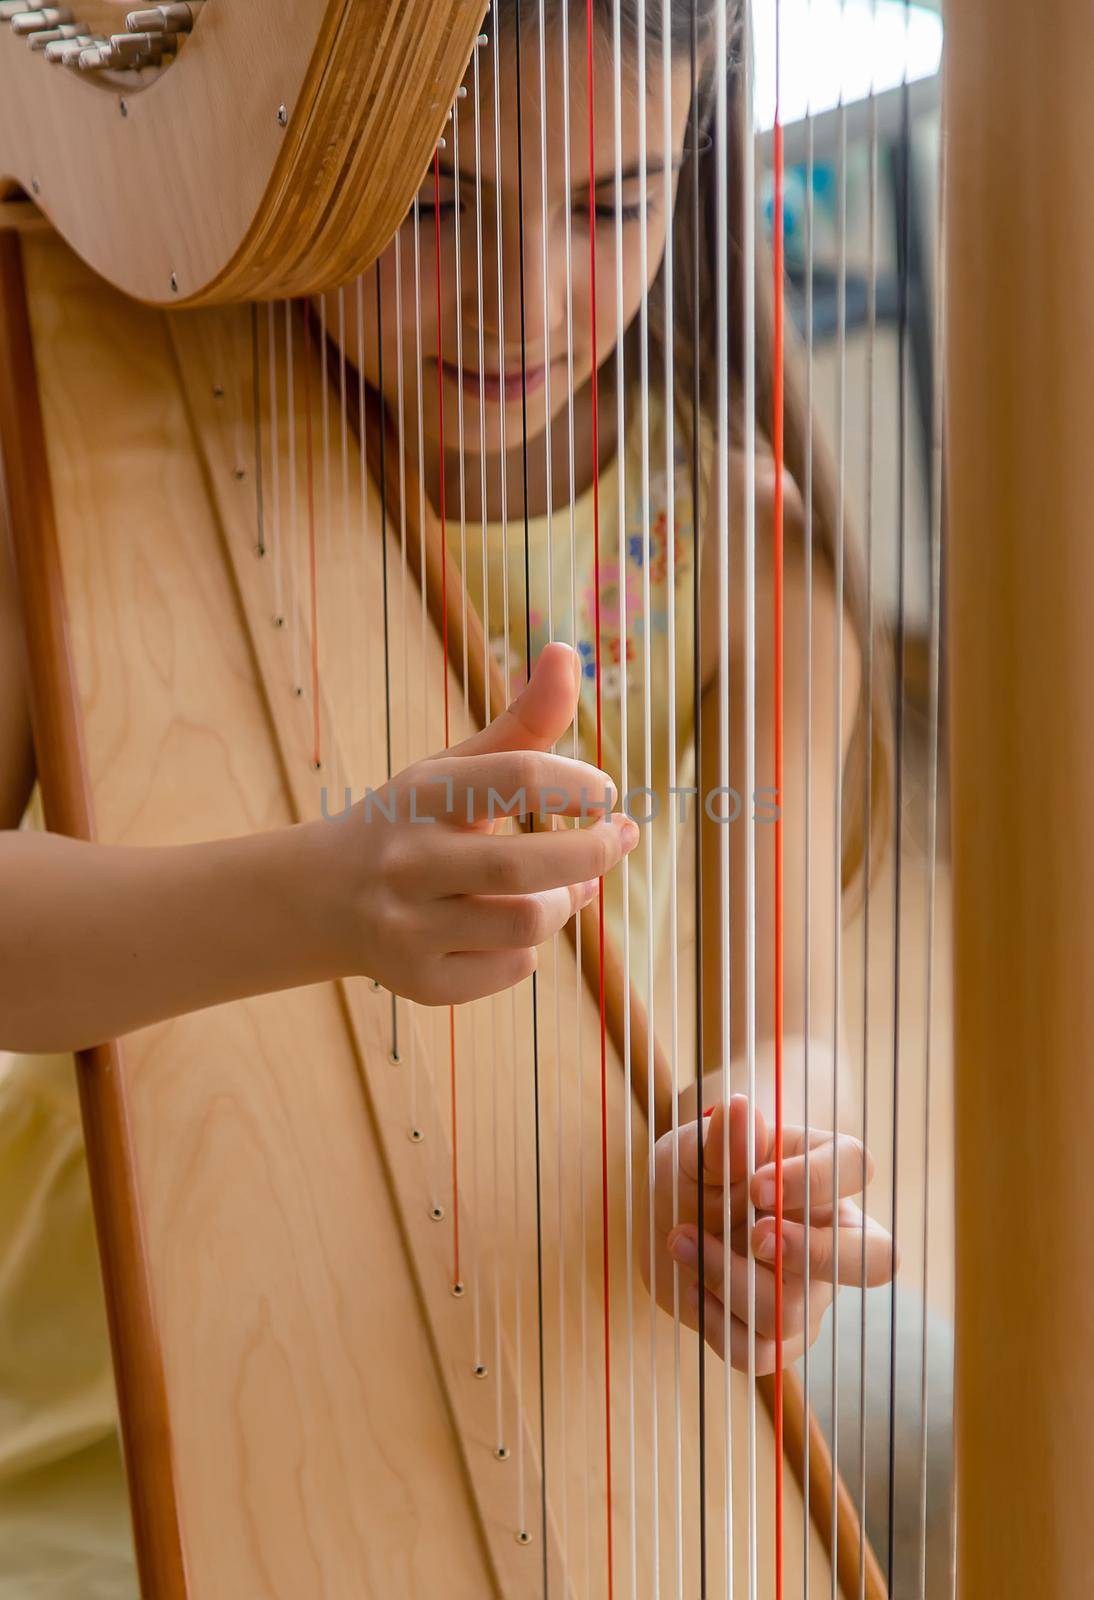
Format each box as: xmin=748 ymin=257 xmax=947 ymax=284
xmin=0 ymin=403 xmax=701 ymax=1595
xmin=453 ymin=399 xmax=703 ymax=1019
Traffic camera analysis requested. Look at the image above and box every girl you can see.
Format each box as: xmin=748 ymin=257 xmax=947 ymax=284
xmin=0 ymin=0 xmax=898 ymax=1591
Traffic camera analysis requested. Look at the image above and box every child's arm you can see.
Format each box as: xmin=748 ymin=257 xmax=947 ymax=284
xmin=0 ymin=639 xmax=637 ymax=1054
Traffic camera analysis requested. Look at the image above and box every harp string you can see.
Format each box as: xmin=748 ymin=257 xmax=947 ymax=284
xmin=801 ymin=4 xmax=816 ymax=1592
xmin=285 ymin=300 xmax=303 ymax=700
xmin=771 ymin=1 xmax=787 ymax=1593
xmin=556 ymin=1 xmax=595 ymax=1580
xmin=858 ymin=11 xmax=880 ymax=1592
xmin=319 ymin=295 xmax=337 ymax=798
xmin=337 ymin=286 xmax=353 ymax=812
xmin=250 ymin=303 xmax=265 ymax=561
xmin=265 ymin=303 xmax=284 ymax=628
xmin=411 ymin=191 xmax=445 ymax=1216
xmin=660 ymin=0 xmax=686 ymax=1589
xmin=300 ymin=300 xmax=321 ymax=771
xmin=608 ymin=0 xmax=641 ymax=1584
xmin=353 ymin=278 xmax=375 ymax=851
xmin=581 ymin=1 xmax=615 ymax=1588
xmin=830 ymin=0 xmax=849 ymax=1586
xmin=469 ymin=30 xmax=508 ymax=1438
xmin=510 ymin=1 xmax=551 ymax=1566
xmin=918 ymin=112 xmax=947 ymax=1600
xmin=632 ymin=1 xmax=664 ymax=1594
xmin=429 ymin=141 xmax=464 ymax=1299
xmin=486 ymin=5 xmax=531 ymax=1539
xmin=686 ymin=7 xmax=711 ymax=1592
xmin=740 ymin=0 xmax=760 ymax=1592
xmin=450 ymin=70 xmax=486 ymax=1388
xmin=887 ymin=0 xmax=913 ymax=1586
xmin=713 ymin=0 xmax=733 ymax=1590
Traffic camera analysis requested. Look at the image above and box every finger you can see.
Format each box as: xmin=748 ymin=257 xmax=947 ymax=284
xmin=671 ymin=1232 xmax=818 ymax=1344
xmin=440 ymin=879 xmax=599 ymax=952
xmin=414 ymin=947 xmax=538 ymax=1006
xmin=682 ymin=1287 xmax=789 ymax=1377
xmin=667 ymin=1226 xmax=726 ymax=1293
xmin=416 ymin=750 xmax=617 ymax=824
xmin=446 ymin=641 xmax=580 ymax=758
xmin=432 ymin=814 xmax=637 ymax=896
xmin=729 ymin=1093 xmax=770 ymax=1185
xmin=751 ymin=1132 xmax=874 ymax=1213
xmin=752 ymin=1211 xmax=895 ymax=1288
xmin=675 ymin=1094 xmax=767 ymax=1191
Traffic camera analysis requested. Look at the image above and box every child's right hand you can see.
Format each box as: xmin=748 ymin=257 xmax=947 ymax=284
xmin=336 ymin=641 xmax=638 ymax=1005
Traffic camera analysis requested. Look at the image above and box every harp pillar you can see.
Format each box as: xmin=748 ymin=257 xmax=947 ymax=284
xmin=946 ymin=2 xmax=1094 ymax=1595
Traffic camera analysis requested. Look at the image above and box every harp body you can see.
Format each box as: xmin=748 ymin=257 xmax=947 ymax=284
xmin=0 ymin=2 xmax=1092 ymax=1598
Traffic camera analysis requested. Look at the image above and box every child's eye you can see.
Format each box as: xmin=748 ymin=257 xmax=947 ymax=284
xmin=417 ymin=200 xmax=462 ymax=219
xmin=591 ymin=201 xmax=651 ymax=225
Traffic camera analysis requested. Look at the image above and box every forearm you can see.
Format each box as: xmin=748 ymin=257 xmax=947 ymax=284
xmin=0 ymin=820 xmax=352 ymax=1053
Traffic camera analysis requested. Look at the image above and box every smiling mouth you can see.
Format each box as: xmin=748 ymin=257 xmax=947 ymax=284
xmin=439 ymin=358 xmax=548 ymax=404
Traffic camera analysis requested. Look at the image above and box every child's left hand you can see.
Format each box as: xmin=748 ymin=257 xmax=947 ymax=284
xmin=640 ymin=1094 xmax=895 ymax=1374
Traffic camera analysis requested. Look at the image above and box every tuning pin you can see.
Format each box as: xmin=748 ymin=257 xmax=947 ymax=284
xmin=27 ymin=20 xmax=78 ymax=46
xmin=10 ymin=7 xmax=73 ymax=34
xmin=125 ymin=1 xmax=198 ymax=33
xmin=43 ymin=31 xmax=89 ymax=61
xmin=110 ymin=29 xmax=173 ymax=60
xmin=75 ymin=41 xmax=112 ymax=68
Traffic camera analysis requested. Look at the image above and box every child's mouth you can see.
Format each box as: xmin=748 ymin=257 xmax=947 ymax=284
xmin=439 ymin=358 xmax=547 ymax=405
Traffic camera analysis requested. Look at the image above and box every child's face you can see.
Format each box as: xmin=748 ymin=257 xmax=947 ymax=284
xmin=331 ymin=24 xmax=694 ymax=467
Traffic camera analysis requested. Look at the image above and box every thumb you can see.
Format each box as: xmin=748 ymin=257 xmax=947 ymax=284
xmin=448 ymin=640 xmax=582 ymax=759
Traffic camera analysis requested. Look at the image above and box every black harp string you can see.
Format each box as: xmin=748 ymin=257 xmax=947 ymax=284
xmin=887 ymin=4 xmax=913 ymax=1589
xmin=251 ymin=302 xmax=266 ymax=557
xmin=512 ymin=2 xmax=550 ymax=1582
xmin=374 ymin=262 xmax=399 ymax=1057
xmin=689 ymin=2 xmax=709 ymax=1597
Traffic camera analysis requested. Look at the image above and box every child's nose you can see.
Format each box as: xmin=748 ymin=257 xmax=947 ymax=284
xmin=466 ymin=207 xmax=565 ymax=358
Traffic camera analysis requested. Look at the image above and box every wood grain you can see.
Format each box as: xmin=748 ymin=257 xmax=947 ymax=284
xmin=0 ymin=1 xmax=487 ymax=305
xmin=0 ymin=226 xmax=188 ymax=1598
xmin=168 ymin=290 xmax=840 ymax=1595
xmin=947 ymin=3 xmax=1094 ymax=1595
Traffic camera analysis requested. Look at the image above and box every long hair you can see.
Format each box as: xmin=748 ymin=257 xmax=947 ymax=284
xmin=500 ymin=0 xmax=894 ymax=895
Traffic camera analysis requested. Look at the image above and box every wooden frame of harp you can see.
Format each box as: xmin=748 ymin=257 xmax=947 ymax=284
xmin=0 ymin=1 xmax=1091 ymax=1597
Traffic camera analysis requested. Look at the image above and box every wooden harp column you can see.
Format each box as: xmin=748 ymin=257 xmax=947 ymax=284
xmin=946 ymin=1 xmax=1094 ymax=1595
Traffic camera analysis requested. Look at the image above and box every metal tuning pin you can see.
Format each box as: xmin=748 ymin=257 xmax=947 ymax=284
xmin=74 ymin=42 xmax=108 ymax=68
xmin=10 ymin=7 xmax=73 ymax=34
xmin=43 ymin=30 xmax=88 ymax=61
xmin=125 ymin=2 xmax=198 ymax=34
xmin=109 ymin=29 xmax=176 ymax=62
xmin=27 ymin=20 xmax=78 ymax=47
xmin=74 ymin=32 xmax=171 ymax=69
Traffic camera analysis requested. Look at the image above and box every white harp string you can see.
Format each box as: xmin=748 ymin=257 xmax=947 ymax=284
xmin=919 ymin=117 xmax=948 ymax=1600
xmin=610 ymin=0 xmax=639 ymax=1592
xmin=859 ymin=9 xmax=880 ymax=1590
xmin=557 ymin=0 xmax=594 ymax=1581
xmin=830 ymin=0 xmax=849 ymax=1586
xmin=661 ymin=1 xmax=685 ymax=1591
xmin=713 ymin=1 xmax=734 ymax=1591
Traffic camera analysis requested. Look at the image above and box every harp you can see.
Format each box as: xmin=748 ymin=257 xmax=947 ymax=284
xmin=0 ymin=1 xmax=1090 ymax=1596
